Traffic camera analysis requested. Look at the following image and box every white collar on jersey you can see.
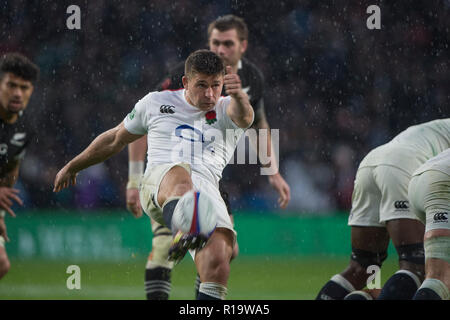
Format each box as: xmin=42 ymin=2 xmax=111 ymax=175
xmin=238 ymin=60 xmax=242 ymax=70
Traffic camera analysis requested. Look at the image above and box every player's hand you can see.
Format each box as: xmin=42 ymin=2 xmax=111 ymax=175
xmin=224 ymin=66 xmax=245 ymax=99
xmin=53 ymin=165 xmax=78 ymax=193
xmin=268 ymin=173 xmax=291 ymax=209
xmin=0 ymin=217 xmax=9 ymax=242
xmin=0 ymin=187 xmax=22 ymax=217
xmin=126 ymin=188 xmax=143 ymax=218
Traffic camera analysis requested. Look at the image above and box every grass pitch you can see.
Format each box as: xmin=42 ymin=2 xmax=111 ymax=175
xmin=0 ymin=255 xmax=399 ymax=300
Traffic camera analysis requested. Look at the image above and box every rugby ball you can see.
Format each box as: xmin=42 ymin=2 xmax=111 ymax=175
xmin=171 ymin=190 xmax=217 ymax=237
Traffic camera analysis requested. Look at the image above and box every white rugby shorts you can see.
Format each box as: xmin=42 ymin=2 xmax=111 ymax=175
xmin=139 ymin=162 xmax=235 ymax=236
xmin=348 ymin=165 xmax=421 ymax=227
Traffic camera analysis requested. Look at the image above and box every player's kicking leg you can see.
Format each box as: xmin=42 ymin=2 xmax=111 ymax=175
xmin=140 ymin=163 xmax=234 ymax=300
xmin=193 ymin=187 xmax=239 ymax=299
xmin=151 ymin=165 xmax=208 ymax=263
xmin=138 ymin=163 xmax=202 ymax=299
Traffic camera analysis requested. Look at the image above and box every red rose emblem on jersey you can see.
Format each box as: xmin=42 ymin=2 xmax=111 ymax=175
xmin=205 ymin=110 xmax=217 ymax=125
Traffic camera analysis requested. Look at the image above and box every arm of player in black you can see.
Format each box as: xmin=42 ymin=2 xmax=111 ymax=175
xmin=249 ymin=97 xmax=291 ymax=209
xmin=255 ymin=111 xmax=291 ymax=209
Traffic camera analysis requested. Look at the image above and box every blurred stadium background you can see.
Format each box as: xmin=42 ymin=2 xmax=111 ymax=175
xmin=0 ymin=1 xmax=448 ymax=299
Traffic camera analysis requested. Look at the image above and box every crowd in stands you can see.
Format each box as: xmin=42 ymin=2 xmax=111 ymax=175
xmin=1 ymin=1 xmax=447 ymax=213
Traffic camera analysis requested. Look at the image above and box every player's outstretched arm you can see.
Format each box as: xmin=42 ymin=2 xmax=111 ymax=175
xmin=53 ymin=122 xmax=143 ymax=192
xmin=224 ymin=66 xmax=254 ymax=129
xmin=126 ymin=135 xmax=147 ymax=218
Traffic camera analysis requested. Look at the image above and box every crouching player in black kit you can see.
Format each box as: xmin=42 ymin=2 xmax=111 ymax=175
xmin=0 ymin=53 xmax=39 ymax=279
xmin=125 ymin=15 xmax=291 ymax=299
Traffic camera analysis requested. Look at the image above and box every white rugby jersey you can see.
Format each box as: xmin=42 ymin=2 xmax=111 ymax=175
xmin=123 ymin=89 xmax=247 ymax=186
xmin=413 ymin=147 xmax=450 ymax=177
xmin=359 ymin=119 xmax=450 ymax=174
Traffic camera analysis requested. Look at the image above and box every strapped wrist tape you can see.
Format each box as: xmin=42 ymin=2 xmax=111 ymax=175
xmin=127 ymin=161 xmax=144 ymax=189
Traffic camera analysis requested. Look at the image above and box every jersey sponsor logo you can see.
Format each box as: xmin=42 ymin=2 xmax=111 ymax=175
xmin=394 ymin=200 xmax=409 ymax=210
xmin=175 ymin=124 xmax=204 ymax=142
xmin=160 ymin=105 xmax=175 ymax=114
xmin=10 ymin=132 xmax=26 ymax=147
xmin=433 ymin=212 xmax=448 ymax=223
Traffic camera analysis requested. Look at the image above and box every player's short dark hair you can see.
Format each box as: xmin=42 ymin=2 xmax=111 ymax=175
xmin=208 ymin=14 xmax=248 ymax=41
xmin=184 ymin=49 xmax=225 ymax=79
xmin=0 ymin=53 xmax=39 ymax=83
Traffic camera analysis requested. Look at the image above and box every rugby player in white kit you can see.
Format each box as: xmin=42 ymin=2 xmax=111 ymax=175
xmin=409 ymin=148 xmax=450 ymax=300
xmin=316 ymin=119 xmax=450 ymax=300
xmin=53 ymin=50 xmax=254 ymax=300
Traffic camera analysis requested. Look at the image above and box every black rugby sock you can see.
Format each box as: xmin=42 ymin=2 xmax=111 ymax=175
xmin=145 ymin=266 xmax=172 ymax=300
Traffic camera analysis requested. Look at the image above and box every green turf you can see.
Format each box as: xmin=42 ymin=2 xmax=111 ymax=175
xmin=0 ymin=256 xmax=399 ymax=300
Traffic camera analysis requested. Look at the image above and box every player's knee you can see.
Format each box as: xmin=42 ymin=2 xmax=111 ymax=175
xmin=158 ymin=166 xmax=193 ymax=204
xmin=171 ymin=181 xmax=193 ymax=198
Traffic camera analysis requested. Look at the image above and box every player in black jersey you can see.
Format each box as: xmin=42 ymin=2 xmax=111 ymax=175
xmin=0 ymin=53 xmax=39 ymax=279
xmin=125 ymin=15 xmax=291 ymax=300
